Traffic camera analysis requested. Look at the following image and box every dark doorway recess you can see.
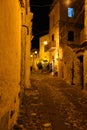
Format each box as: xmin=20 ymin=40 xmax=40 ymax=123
xmin=78 ymin=55 xmax=84 ymax=89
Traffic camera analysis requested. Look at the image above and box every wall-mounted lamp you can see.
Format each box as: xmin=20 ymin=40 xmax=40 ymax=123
xmin=44 ymin=40 xmax=48 ymax=45
xmin=34 ymin=51 xmax=37 ymax=54
xmin=64 ymin=0 xmax=71 ymax=6
xmin=30 ymin=54 xmax=33 ymax=57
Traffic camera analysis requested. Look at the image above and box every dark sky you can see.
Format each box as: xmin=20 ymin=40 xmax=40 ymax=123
xmin=30 ymin=0 xmax=53 ymax=50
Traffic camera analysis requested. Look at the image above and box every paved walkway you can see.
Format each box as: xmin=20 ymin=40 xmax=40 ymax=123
xmin=13 ymin=72 xmax=87 ymax=130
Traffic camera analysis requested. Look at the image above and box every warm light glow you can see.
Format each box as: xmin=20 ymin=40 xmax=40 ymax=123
xmin=55 ymin=52 xmax=59 ymax=60
xmin=44 ymin=40 xmax=48 ymax=45
xmin=64 ymin=0 xmax=71 ymax=6
xmin=30 ymin=54 xmax=33 ymax=57
xmin=59 ymin=48 xmax=63 ymax=60
xmin=34 ymin=51 xmax=37 ymax=54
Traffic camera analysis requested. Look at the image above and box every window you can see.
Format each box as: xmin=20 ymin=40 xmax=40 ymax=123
xmin=68 ymin=8 xmax=74 ymax=17
xmin=52 ymin=34 xmax=54 ymax=41
xmin=68 ymin=31 xmax=74 ymax=41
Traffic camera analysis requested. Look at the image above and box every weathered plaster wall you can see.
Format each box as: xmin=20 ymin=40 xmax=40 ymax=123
xmin=39 ymin=34 xmax=50 ymax=62
xmin=0 ymin=0 xmax=21 ymax=129
xmin=63 ymin=46 xmax=73 ymax=84
xmin=84 ymin=50 xmax=87 ymax=89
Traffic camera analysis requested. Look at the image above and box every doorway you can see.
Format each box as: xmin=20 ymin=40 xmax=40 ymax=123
xmin=78 ymin=56 xmax=84 ymax=89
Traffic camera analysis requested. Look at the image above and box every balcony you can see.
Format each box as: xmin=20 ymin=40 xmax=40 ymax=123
xmin=80 ymin=28 xmax=87 ymax=44
xmin=45 ymin=41 xmax=56 ymax=52
xmin=49 ymin=41 xmax=56 ymax=51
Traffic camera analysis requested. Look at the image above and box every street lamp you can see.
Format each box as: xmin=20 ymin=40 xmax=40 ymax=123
xmin=30 ymin=54 xmax=33 ymax=57
xmin=34 ymin=50 xmax=37 ymax=54
xmin=44 ymin=40 xmax=48 ymax=45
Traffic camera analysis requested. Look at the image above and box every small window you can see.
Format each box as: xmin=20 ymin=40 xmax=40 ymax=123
xmin=52 ymin=34 xmax=54 ymax=41
xmin=68 ymin=8 xmax=74 ymax=17
xmin=68 ymin=31 xmax=74 ymax=41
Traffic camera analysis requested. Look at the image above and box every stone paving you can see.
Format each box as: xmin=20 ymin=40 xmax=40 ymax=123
xmin=13 ymin=72 xmax=87 ymax=130
xmin=13 ymin=88 xmax=52 ymax=130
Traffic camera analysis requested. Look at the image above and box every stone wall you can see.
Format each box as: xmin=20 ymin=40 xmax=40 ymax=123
xmin=63 ymin=45 xmax=85 ymax=88
xmin=84 ymin=50 xmax=87 ymax=89
xmin=0 ymin=0 xmax=21 ymax=129
xmin=63 ymin=46 xmax=74 ymax=84
xmin=39 ymin=34 xmax=50 ymax=62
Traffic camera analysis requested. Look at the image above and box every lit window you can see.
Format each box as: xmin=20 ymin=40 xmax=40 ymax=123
xmin=68 ymin=8 xmax=74 ymax=17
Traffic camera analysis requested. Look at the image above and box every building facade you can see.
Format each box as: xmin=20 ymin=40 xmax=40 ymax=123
xmin=0 ymin=0 xmax=33 ymax=129
xmin=30 ymin=49 xmax=39 ymax=71
xmin=21 ymin=0 xmax=33 ymax=90
xmin=39 ymin=34 xmax=50 ymax=63
xmin=41 ymin=0 xmax=87 ymax=89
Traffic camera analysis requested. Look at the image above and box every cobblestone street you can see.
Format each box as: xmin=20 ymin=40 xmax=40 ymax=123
xmin=16 ymin=72 xmax=87 ymax=130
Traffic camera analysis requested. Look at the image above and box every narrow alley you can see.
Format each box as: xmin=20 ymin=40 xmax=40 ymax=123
xmin=15 ymin=72 xmax=87 ymax=130
xmin=1 ymin=1 xmax=87 ymax=130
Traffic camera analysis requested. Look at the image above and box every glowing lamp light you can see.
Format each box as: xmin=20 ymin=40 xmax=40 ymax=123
xmin=30 ymin=54 xmax=33 ymax=57
xmin=34 ymin=51 xmax=37 ymax=54
xmin=66 ymin=0 xmax=70 ymax=5
xmin=64 ymin=0 xmax=71 ymax=6
xmin=44 ymin=41 xmax=48 ymax=45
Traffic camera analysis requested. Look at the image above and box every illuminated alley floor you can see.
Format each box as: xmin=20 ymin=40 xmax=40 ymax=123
xmin=14 ymin=72 xmax=87 ymax=130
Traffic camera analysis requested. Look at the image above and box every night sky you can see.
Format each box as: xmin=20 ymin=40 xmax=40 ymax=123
xmin=30 ymin=0 xmax=53 ymax=50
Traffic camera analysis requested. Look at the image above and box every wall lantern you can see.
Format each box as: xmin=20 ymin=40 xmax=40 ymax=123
xmin=30 ymin=54 xmax=33 ymax=57
xmin=64 ymin=0 xmax=71 ymax=6
xmin=44 ymin=40 xmax=48 ymax=45
xmin=34 ymin=51 xmax=37 ymax=54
